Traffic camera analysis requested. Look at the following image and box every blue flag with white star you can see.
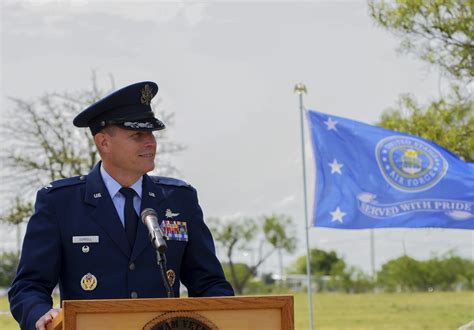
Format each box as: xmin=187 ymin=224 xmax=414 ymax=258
xmin=307 ymin=110 xmax=474 ymax=230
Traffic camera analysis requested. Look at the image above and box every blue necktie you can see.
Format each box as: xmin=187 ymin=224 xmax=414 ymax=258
xmin=120 ymin=187 xmax=138 ymax=248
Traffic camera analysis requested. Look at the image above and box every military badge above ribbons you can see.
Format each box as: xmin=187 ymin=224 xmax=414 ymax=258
xmin=306 ymin=110 xmax=474 ymax=229
xmin=160 ymin=220 xmax=189 ymax=241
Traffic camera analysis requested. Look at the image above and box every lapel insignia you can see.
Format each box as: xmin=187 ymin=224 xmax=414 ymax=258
xmin=93 ymin=193 xmax=102 ymax=199
xmin=148 ymin=192 xmax=156 ymax=197
xmin=160 ymin=220 xmax=188 ymax=242
xmin=80 ymin=273 xmax=97 ymax=291
xmin=166 ymin=269 xmax=176 ymax=286
xmin=165 ymin=209 xmax=180 ymax=218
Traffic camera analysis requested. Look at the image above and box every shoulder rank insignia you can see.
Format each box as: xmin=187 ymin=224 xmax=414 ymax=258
xmin=43 ymin=175 xmax=86 ymax=193
xmin=160 ymin=220 xmax=188 ymax=242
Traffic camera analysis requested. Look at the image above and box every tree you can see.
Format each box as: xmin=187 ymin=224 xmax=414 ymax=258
xmin=377 ymin=91 xmax=474 ymax=161
xmin=209 ymin=214 xmax=296 ymax=295
xmin=290 ymin=248 xmax=346 ymax=276
xmin=4 ymin=198 xmax=33 ymax=254
xmin=369 ymin=0 xmax=474 ymax=161
xmin=290 ymin=249 xmax=375 ymax=293
xmin=376 ymin=254 xmax=474 ymax=292
xmin=0 ymin=252 xmax=20 ymax=287
xmin=369 ymin=0 xmax=473 ymax=81
xmin=0 ymin=73 xmax=185 ymax=229
xmin=377 ymin=255 xmax=426 ymax=292
xmin=329 ymin=266 xmax=375 ymax=293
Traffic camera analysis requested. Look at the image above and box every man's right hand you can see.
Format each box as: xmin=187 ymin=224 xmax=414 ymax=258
xmin=35 ymin=308 xmax=61 ymax=330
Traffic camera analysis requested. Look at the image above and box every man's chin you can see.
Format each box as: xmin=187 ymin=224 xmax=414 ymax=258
xmin=144 ymin=162 xmax=156 ymax=173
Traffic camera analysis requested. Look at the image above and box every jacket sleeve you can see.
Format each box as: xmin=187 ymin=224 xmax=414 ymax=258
xmin=179 ymin=190 xmax=234 ymax=297
xmin=8 ymin=189 xmax=62 ymax=330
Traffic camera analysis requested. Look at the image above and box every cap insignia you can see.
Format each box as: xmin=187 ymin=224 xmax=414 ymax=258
xmin=141 ymin=84 xmax=153 ymax=105
xmin=123 ymin=122 xmax=154 ymax=129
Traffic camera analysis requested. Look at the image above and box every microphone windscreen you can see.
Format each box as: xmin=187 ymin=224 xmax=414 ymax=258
xmin=141 ymin=208 xmax=158 ymax=222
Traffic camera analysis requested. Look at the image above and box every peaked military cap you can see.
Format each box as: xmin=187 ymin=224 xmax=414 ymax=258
xmin=73 ymin=81 xmax=166 ymax=135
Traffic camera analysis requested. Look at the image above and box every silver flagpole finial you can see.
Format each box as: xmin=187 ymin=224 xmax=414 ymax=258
xmin=294 ymin=83 xmax=307 ymax=95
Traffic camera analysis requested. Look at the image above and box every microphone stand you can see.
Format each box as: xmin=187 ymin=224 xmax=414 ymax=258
xmin=156 ymin=250 xmax=174 ymax=298
xmin=141 ymin=208 xmax=174 ymax=298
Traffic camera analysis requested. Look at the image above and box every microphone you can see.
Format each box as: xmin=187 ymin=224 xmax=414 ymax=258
xmin=141 ymin=208 xmax=167 ymax=253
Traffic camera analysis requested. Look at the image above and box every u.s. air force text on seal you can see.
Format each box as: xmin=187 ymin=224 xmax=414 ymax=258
xmin=376 ymin=136 xmax=448 ymax=192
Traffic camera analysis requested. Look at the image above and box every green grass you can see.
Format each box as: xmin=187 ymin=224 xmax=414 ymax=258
xmin=1 ymin=292 xmax=473 ymax=329
xmin=295 ymin=291 xmax=474 ymax=329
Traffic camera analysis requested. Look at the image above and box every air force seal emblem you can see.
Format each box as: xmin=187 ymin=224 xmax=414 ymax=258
xmin=376 ymin=136 xmax=448 ymax=192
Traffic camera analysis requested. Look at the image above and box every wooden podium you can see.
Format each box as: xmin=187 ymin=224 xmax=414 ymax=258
xmin=47 ymin=295 xmax=294 ymax=330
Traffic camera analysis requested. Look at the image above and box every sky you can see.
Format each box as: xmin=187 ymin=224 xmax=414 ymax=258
xmin=1 ymin=0 xmax=472 ymax=275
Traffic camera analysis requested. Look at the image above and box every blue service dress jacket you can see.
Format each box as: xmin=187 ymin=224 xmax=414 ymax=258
xmin=8 ymin=163 xmax=234 ymax=330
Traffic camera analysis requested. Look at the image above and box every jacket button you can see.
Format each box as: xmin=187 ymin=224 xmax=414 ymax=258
xmin=129 ymin=263 xmax=135 ymax=271
xmin=131 ymin=291 xmax=138 ymax=298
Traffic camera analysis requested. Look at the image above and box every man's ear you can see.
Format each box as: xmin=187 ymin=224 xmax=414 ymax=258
xmin=94 ymin=132 xmax=110 ymax=154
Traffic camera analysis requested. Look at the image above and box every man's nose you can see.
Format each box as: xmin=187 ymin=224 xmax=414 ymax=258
xmin=145 ymin=133 xmax=156 ymax=146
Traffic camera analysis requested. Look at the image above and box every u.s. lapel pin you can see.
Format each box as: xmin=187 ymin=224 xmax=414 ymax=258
xmin=93 ymin=193 xmax=102 ymax=199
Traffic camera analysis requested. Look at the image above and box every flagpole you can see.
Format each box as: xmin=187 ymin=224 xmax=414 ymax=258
xmin=370 ymin=229 xmax=375 ymax=278
xmin=294 ymin=83 xmax=314 ymax=330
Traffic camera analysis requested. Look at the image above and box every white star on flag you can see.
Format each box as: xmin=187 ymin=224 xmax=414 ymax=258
xmin=330 ymin=207 xmax=346 ymax=223
xmin=324 ymin=117 xmax=338 ymax=131
xmin=329 ymin=159 xmax=343 ymax=174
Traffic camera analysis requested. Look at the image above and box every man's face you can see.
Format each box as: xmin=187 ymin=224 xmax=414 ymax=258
xmin=98 ymin=126 xmax=157 ymax=178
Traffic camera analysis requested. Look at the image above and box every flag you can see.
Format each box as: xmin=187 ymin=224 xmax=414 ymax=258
xmin=306 ymin=110 xmax=474 ymax=230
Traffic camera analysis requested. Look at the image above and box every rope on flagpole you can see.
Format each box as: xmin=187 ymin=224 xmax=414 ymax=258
xmin=294 ymin=83 xmax=314 ymax=330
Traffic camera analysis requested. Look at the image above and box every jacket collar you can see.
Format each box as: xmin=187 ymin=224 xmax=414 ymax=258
xmin=84 ymin=162 xmax=167 ymax=260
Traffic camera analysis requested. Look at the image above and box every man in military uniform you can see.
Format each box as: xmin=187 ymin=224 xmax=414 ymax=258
xmin=8 ymin=81 xmax=234 ymax=330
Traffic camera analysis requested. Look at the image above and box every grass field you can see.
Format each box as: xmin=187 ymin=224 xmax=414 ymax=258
xmin=1 ymin=291 xmax=473 ymax=329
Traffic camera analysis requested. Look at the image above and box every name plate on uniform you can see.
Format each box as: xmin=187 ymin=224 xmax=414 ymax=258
xmin=72 ymin=236 xmax=99 ymax=243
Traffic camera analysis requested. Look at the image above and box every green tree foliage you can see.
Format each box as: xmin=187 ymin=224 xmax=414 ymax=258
xmin=377 ymin=255 xmax=426 ymax=291
xmin=5 ymin=198 xmax=33 ymax=226
xmin=0 ymin=252 xmax=20 ymax=287
xmin=291 ymin=248 xmax=346 ymax=276
xmin=222 ymin=262 xmax=255 ymax=284
xmin=369 ymin=0 xmax=474 ymax=161
xmin=377 ymin=91 xmax=474 ymax=161
xmin=369 ymin=0 xmax=474 ymax=81
xmin=4 ymin=198 xmax=33 ymax=253
xmin=290 ymin=249 xmax=374 ymax=292
xmin=329 ymin=266 xmax=375 ymax=293
xmin=377 ymin=254 xmax=474 ymax=292
xmin=290 ymin=249 xmax=472 ymax=293
xmin=209 ymin=214 xmax=296 ymax=295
